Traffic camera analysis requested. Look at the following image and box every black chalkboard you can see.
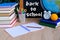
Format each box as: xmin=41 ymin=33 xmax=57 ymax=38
xmin=23 ymin=0 xmax=44 ymax=18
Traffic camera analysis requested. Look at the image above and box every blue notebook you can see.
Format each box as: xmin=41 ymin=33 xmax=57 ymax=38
xmin=40 ymin=18 xmax=60 ymax=25
xmin=0 ymin=2 xmax=17 ymax=8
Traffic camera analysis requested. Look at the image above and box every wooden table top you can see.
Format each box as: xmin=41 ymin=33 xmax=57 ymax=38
xmin=0 ymin=18 xmax=60 ymax=40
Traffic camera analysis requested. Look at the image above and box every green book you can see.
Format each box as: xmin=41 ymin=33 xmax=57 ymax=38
xmin=39 ymin=22 xmax=56 ymax=28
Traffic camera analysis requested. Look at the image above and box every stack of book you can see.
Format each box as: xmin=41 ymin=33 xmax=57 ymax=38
xmin=0 ymin=2 xmax=18 ymax=27
xmin=39 ymin=18 xmax=60 ymax=28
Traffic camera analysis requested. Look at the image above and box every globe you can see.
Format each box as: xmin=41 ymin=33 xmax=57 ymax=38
xmin=40 ymin=0 xmax=60 ymax=13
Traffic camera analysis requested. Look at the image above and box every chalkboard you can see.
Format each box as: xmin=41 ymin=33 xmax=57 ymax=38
xmin=23 ymin=0 xmax=44 ymax=18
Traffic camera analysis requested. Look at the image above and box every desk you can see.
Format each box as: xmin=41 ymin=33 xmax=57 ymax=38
xmin=0 ymin=18 xmax=60 ymax=40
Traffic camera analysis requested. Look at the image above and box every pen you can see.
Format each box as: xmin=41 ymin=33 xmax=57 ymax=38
xmin=20 ymin=25 xmax=30 ymax=31
xmin=27 ymin=26 xmax=42 ymax=28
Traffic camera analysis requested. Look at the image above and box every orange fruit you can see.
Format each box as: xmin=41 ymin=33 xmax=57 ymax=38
xmin=51 ymin=14 xmax=58 ymax=21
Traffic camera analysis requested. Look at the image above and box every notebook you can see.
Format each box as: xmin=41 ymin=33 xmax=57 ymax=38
xmin=5 ymin=26 xmax=29 ymax=37
xmin=40 ymin=18 xmax=60 ymax=25
xmin=0 ymin=2 xmax=18 ymax=11
xmin=39 ymin=22 xmax=56 ymax=28
xmin=0 ymin=2 xmax=17 ymax=7
xmin=0 ymin=7 xmax=15 ymax=13
xmin=5 ymin=22 xmax=44 ymax=38
xmin=0 ymin=13 xmax=16 ymax=20
xmin=0 ymin=19 xmax=17 ymax=27
xmin=0 ymin=16 xmax=16 ymax=24
xmin=21 ymin=22 xmax=44 ymax=32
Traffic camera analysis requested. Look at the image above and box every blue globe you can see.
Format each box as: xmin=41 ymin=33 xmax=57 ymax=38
xmin=40 ymin=0 xmax=60 ymax=13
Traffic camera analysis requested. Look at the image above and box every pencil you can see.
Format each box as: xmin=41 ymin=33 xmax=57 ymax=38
xmin=27 ymin=26 xmax=41 ymax=28
xmin=20 ymin=0 xmax=24 ymax=11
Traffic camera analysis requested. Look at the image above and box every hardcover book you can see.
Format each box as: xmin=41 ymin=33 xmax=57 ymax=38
xmin=40 ymin=18 xmax=60 ymax=25
xmin=0 ymin=2 xmax=18 ymax=10
xmin=0 ymin=13 xmax=16 ymax=20
xmin=0 ymin=16 xmax=16 ymax=24
xmin=0 ymin=19 xmax=17 ymax=27
xmin=39 ymin=22 xmax=56 ymax=28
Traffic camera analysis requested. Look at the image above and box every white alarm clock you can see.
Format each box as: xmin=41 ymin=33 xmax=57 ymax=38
xmin=43 ymin=11 xmax=51 ymax=19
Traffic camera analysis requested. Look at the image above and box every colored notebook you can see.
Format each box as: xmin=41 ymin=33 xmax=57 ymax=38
xmin=0 ymin=16 xmax=16 ymax=24
xmin=0 ymin=7 xmax=15 ymax=13
xmin=0 ymin=2 xmax=17 ymax=7
xmin=0 ymin=19 xmax=17 ymax=27
xmin=40 ymin=18 xmax=60 ymax=25
xmin=39 ymin=22 xmax=56 ymax=28
xmin=0 ymin=13 xmax=16 ymax=20
xmin=0 ymin=2 xmax=18 ymax=11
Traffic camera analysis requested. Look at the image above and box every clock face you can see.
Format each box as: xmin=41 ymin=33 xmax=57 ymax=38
xmin=43 ymin=11 xmax=51 ymax=19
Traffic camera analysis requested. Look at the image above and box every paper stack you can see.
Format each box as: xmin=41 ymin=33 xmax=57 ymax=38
xmin=0 ymin=2 xmax=18 ymax=27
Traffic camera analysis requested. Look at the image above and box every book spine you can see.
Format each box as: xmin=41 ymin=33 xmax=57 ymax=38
xmin=0 ymin=8 xmax=15 ymax=13
xmin=0 ymin=11 xmax=14 ymax=17
xmin=0 ymin=3 xmax=18 ymax=8
xmin=40 ymin=19 xmax=57 ymax=25
xmin=0 ymin=3 xmax=18 ymax=11
xmin=39 ymin=22 xmax=56 ymax=28
xmin=0 ymin=13 xmax=15 ymax=20
xmin=0 ymin=7 xmax=13 ymax=11
xmin=0 ymin=19 xmax=17 ymax=27
xmin=0 ymin=16 xmax=16 ymax=24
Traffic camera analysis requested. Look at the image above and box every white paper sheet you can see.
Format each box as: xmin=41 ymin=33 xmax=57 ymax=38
xmin=22 ymin=22 xmax=44 ymax=32
xmin=5 ymin=22 xmax=44 ymax=38
xmin=5 ymin=26 xmax=29 ymax=37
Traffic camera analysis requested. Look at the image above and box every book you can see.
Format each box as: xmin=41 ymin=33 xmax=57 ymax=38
xmin=0 ymin=12 xmax=14 ymax=17
xmin=39 ymin=22 xmax=56 ymax=28
xmin=0 ymin=9 xmax=14 ymax=17
xmin=0 ymin=16 xmax=16 ymax=24
xmin=0 ymin=19 xmax=17 ymax=27
xmin=0 ymin=13 xmax=16 ymax=20
xmin=0 ymin=7 xmax=15 ymax=13
xmin=0 ymin=2 xmax=18 ymax=8
xmin=0 ymin=2 xmax=18 ymax=11
xmin=40 ymin=18 xmax=60 ymax=25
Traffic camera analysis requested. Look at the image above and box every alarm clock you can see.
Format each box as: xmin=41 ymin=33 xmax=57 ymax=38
xmin=43 ymin=11 xmax=51 ymax=19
